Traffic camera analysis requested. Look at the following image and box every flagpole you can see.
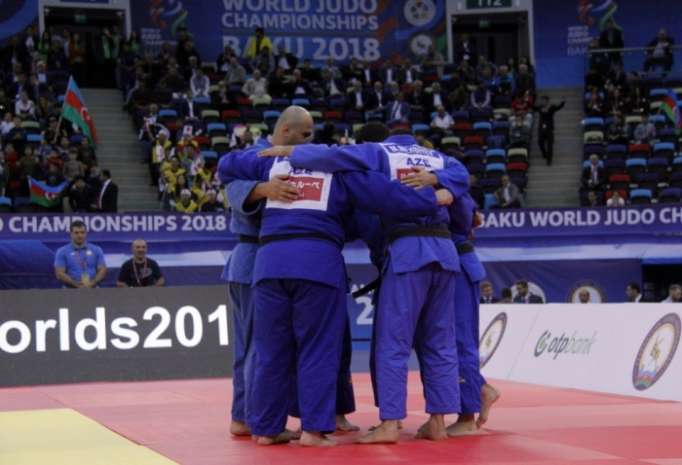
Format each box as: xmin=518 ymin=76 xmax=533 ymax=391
xmin=53 ymin=75 xmax=72 ymax=144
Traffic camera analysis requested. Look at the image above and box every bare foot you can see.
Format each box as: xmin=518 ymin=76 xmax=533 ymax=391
xmin=336 ymin=414 xmax=360 ymax=432
xmin=357 ymin=420 xmax=400 ymax=444
xmin=446 ymin=416 xmax=476 ymax=437
xmin=254 ymin=432 xmax=292 ymax=446
xmin=414 ymin=415 xmax=447 ymax=441
xmin=299 ymin=431 xmax=336 ymax=447
xmin=368 ymin=420 xmax=403 ymax=431
xmin=477 ymin=383 xmax=501 ymax=429
xmin=282 ymin=428 xmax=301 ymax=441
xmin=230 ymin=420 xmax=251 ymax=436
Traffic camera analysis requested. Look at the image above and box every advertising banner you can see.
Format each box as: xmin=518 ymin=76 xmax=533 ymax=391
xmin=132 ymin=0 xmax=447 ymax=63
xmin=479 ymin=304 xmax=682 ymax=402
xmin=0 ymin=286 xmax=233 ymax=387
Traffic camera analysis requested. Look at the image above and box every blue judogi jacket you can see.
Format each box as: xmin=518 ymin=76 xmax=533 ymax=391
xmin=218 ymin=147 xmax=442 ymax=288
xmin=448 ymin=192 xmax=486 ymax=283
xmin=287 ymin=135 xmax=470 ymax=274
xmin=220 ymin=139 xmax=272 ymax=284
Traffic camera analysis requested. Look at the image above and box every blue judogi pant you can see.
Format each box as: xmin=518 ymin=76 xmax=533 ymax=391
xmin=249 ymin=278 xmax=346 ymax=436
xmin=374 ymin=263 xmax=460 ymax=420
xmin=228 ymin=282 xmax=255 ymax=423
xmin=454 ymin=270 xmax=486 ymax=414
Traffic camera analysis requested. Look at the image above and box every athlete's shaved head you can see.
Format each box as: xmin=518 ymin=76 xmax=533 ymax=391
xmin=273 ymin=105 xmax=314 ymax=146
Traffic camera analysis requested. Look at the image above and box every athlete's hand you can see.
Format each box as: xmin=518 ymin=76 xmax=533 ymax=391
xmin=257 ymin=175 xmax=299 ymax=202
xmin=473 ymin=212 xmax=484 ymax=228
xmin=259 ymin=145 xmax=294 ymax=157
xmin=401 ymin=167 xmax=438 ymax=189
xmin=435 ymin=189 xmax=454 ymax=206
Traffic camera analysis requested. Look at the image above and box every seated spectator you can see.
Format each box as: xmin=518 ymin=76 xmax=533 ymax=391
xmin=513 ymin=280 xmax=543 ymax=304
xmin=386 ymin=92 xmax=410 ymax=124
xmin=420 ymin=44 xmax=445 ymax=78
xmin=409 ymin=80 xmax=426 ymax=107
xmin=299 ymin=59 xmax=320 ymax=82
xmin=494 ymin=175 xmax=521 ymax=209
xmin=175 ymin=188 xmax=198 ymax=213
xmin=469 ymin=82 xmax=491 ymax=111
xmin=161 ymin=64 xmax=188 ymax=96
xmin=447 ymin=82 xmax=469 ymax=111
xmin=578 ymin=290 xmax=591 ymax=304
xmin=366 ymin=81 xmax=388 ymax=111
xmin=585 ymin=92 xmax=604 ymax=116
xmin=346 ymin=80 xmax=366 ymax=112
xmin=425 ymin=82 xmax=446 ymax=114
xmin=515 ymin=63 xmax=535 ymax=97
xmin=512 ymin=91 xmax=534 ymax=127
xmin=216 ymin=44 xmax=236 ymax=73
xmin=583 ymin=154 xmax=605 ymax=190
xmin=430 ymin=105 xmax=454 ymax=132
xmin=480 ymin=281 xmax=498 ymax=304
xmin=607 ymin=190 xmax=625 ymax=207
xmin=151 ymin=130 xmax=172 ymax=187
xmin=660 ymin=284 xmax=682 ymax=303
xmin=252 ymin=46 xmax=275 ymax=75
xmin=242 ymin=69 xmax=271 ymax=105
xmin=493 ymin=65 xmax=515 ymax=95
xmin=15 ymin=91 xmax=35 ymax=119
xmin=117 ymin=239 xmax=165 ymax=287
xmin=318 ymin=68 xmax=343 ymax=98
xmin=586 ymin=190 xmax=601 ymax=207
xmin=500 ymin=287 xmax=513 ymax=303
xmin=509 ymin=114 xmax=531 ymax=147
xmin=225 ymin=56 xmax=246 ymax=85
xmin=200 ymin=189 xmax=224 ymax=212
xmin=644 ymin=28 xmax=675 ymax=72
xmin=0 ymin=112 xmax=15 ymax=137
xmin=63 ymin=149 xmax=83 ymax=181
xmin=626 ymin=282 xmax=643 ymax=303
xmin=274 ymin=44 xmax=297 ymax=71
xmin=633 ymin=120 xmax=656 ymax=143
xmin=268 ymin=67 xmax=288 ymax=99
xmin=606 ymin=115 xmax=628 ymax=144
xmin=288 ymin=68 xmax=312 ymax=98
xmin=190 ymin=67 xmax=210 ymax=99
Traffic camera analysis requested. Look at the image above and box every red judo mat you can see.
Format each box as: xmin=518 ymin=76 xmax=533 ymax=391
xmin=3 ymin=372 xmax=682 ymax=465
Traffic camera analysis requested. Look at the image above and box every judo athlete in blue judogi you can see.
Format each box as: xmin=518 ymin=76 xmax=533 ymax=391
xmin=260 ymin=130 xmax=470 ymax=443
xmin=219 ymin=107 xmax=454 ymax=447
xmin=444 ymin=192 xmax=501 ymax=436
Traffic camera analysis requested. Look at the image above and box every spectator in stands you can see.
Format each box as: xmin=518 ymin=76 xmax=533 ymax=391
xmin=68 ymin=32 xmax=86 ymax=83
xmin=599 ymin=19 xmax=624 ymax=65
xmin=288 ymin=68 xmax=312 ymax=98
xmin=607 ymin=190 xmax=625 ymax=207
xmin=347 ymin=80 xmax=366 ymax=112
xmin=578 ymin=289 xmax=591 ymax=304
xmin=175 ymin=188 xmax=198 ymax=213
xmin=425 ymin=82 xmax=446 ymax=114
xmin=626 ymin=282 xmax=643 ymax=303
xmin=606 ymin=114 xmax=628 ymax=144
xmin=0 ymin=112 xmax=14 ymax=137
xmin=455 ymin=34 xmax=477 ymax=66
xmin=500 ymin=287 xmax=513 ymax=303
xmin=386 ymin=92 xmax=410 ymax=125
xmin=15 ymin=90 xmax=35 ymax=119
xmin=421 ymin=44 xmax=445 ymax=78
xmin=151 ymin=129 xmax=172 ymax=188
xmin=535 ymin=96 xmax=565 ymax=166
xmin=225 ymin=56 xmax=246 ymax=85
xmin=661 ymin=284 xmax=682 ymax=303
xmin=495 ymin=175 xmax=521 ymax=209
xmin=319 ymin=68 xmax=343 ymax=98
xmin=493 ymin=65 xmax=515 ymax=96
xmin=513 ymin=280 xmax=543 ymax=304
xmin=252 ymin=46 xmax=275 ymax=75
xmin=200 ymin=189 xmax=224 ymax=212
xmin=242 ymin=69 xmax=271 ymax=105
xmin=267 ymin=66 xmax=288 ymax=99
xmin=162 ymin=64 xmax=188 ymax=96
xmin=430 ymin=105 xmax=454 ymax=133
xmin=586 ymin=190 xmax=601 ymax=207
xmin=583 ymin=154 xmax=605 ymax=190
xmin=190 ymin=67 xmax=210 ymax=99
xmin=469 ymin=82 xmax=491 ymax=112
xmin=585 ymin=91 xmax=604 ymax=116
xmin=480 ymin=281 xmax=498 ymax=304
xmin=274 ymin=44 xmax=297 ymax=71
xmin=515 ymin=63 xmax=535 ymax=98
xmin=216 ymin=45 xmax=236 ymax=73
xmin=409 ymin=80 xmax=426 ymax=107
xmin=299 ymin=59 xmax=320 ymax=82
xmin=244 ymin=27 xmax=273 ymax=60
xmin=447 ymin=81 xmax=469 ymax=111
xmin=54 ymin=220 xmax=107 ymax=289
xmin=644 ymin=29 xmax=675 ymax=72
xmin=367 ymin=81 xmax=388 ymax=112
xmin=68 ymin=176 xmax=92 ymax=212
xmin=512 ymin=90 xmax=534 ymax=128
xmin=634 ymin=119 xmax=656 ymax=142
xmin=95 ymin=169 xmax=118 ymax=213
xmin=117 ymin=239 xmax=165 ymax=287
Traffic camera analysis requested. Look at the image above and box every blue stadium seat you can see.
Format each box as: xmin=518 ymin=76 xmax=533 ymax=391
xmin=658 ymin=127 xmax=678 ymax=143
xmin=484 ymin=193 xmax=499 ymax=211
xmin=653 ymin=142 xmax=675 ymax=160
xmin=201 ymin=150 xmax=218 ymax=163
xmin=673 ymin=156 xmax=682 ymax=171
xmin=659 ymin=187 xmax=682 ymax=203
xmin=647 ymin=157 xmax=670 ymax=175
xmin=492 ymin=121 xmax=510 ymax=135
xmin=630 ymin=188 xmax=652 ymax=204
xmin=159 ymin=109 xmax=178 ymax=118
xmin=626 ymin=158 xmax=647 ymax=176
xmin=605 ymin=144 xmax=627 ymax=161
xmin=649 ymin=88 xmax=668 ymax=100
xmin=411 ymin=123 xmax=430 ymax=135
xmin=473 ymin=121 xmax=492 ymax=136
xmin=0 ymin=196 xmax=11 ymax=207
xmin=485 ymin=148 xmax=506 ymax=164
xmin=271 ymin=98 xmax=291 ymax=110
xmin=452 ymin=110 xmax=469 ymax=122
xmin=648 ymin=114 xmax=667 ymax=127
xmin=70 ymin=134 xmax=84 ymax=145
xmin=485 ymin=163 xmax=506 ymax=178
xmin=292 ymin=98 xmax=310 ymax=107
xmin=26 ymin=133 xmax=42 ymax=143
xmin=582 ymin=159 xmax=604 ymax=169
xmin=464 ymin=148 xmax=484 ymax=161
xmin=192 ymin=96 xmax=211 ymax=104
xmin=583 ymin=117 xmax=605 ymax=131
xmin=206 ymin=122 xmax=227 ymax=136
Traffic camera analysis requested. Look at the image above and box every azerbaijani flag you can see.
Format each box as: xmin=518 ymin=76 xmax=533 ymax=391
xmin=61 ymin=76 xmax=98 ymax=145
xmin=29 ymin=177 xmax=69 ymax=208
xmin=661 ymin=89 xmax=682 ymax=133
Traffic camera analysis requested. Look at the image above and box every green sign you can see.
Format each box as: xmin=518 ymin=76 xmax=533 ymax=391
xmin=466 ymin=0 xmax=513 ymax=9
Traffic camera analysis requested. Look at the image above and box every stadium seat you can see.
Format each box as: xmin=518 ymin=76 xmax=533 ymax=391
xmin=605 ymin=144 xmax=627 ymax=161
xmin=583 ymin=130 xmax=604 ymax=143
xmin=508 ymin=147 xmax=529 ymax=163
xmin=211 ymin=136 xmax=230 ymax=153
xmin=671 ymin=171 xmax=682 ymax=188
xmin=630 ymin=188 xmax=653 ymax=204
xmin=194 ymin=135 xmax=210 ymax=149
xmin=26 ymin=133 xmax=42 ymax=144
xmin=271 ymin=98 xmax=291 ymax=110
xmin=657 ymin=127 xmax=678 ymax=143
xmin=473 ymin=121 xmax=492 ymax=137
xmin=13 ymin=197 xmax=34 ymax=212
xmin=649 ymin=101 xmax=663 ymax=112
xmin=492 ymin=121 xmax=510 ymax=135
xmin=463 ymin=135 xmax=484 ymax=148
xmin=583 ymin=144 xmax=606 ymax=160
xmin=465 ymin=159 xmax=485 ymax=177
xmin=291 ymin=98 xmax=310 ymax=107
xmin=653 ymin=142 xmax=675 ymax=161
xmin=221 ymin=109 xmax=241 ymax=123
xmin=625 ymin=114 xmax=643 ymax=127
xmin=21 ymin=120 xmax=41 ymax=133
xmin=328 ymin=97 xmax=346 ymax=109
xmin=159 ymin=108 xmax=178 ymax=126
xmin=324 ymin=110 xmax=343 ymax=121
xmin=493 ymin=108 xmax=512 ymax=120
xmin=263 ymin=110 xmax=281 ymax=127
xmin=201 ymin=109 xmax=220 ymax=123
xmin=486 ymin=134 xmax=507 ymax=149
xmin=411 ymin=123 xmax=430 ymax=135
xmin=485 ymin=148 xmax=506 ymax=164
xmin=604 ymin=158 xmax=626 ymax=176
xmin=249 ymin=123 xmax=268 ymax=135
xmin=242 ymin=108 xmax=263 ymax=123
xmin=345 ymin=111 xmax=364 ymax=123
xmin=583 ymin=117 xmax=604 ymax=132
xmin=483 ymin=193 xmax=499 ymax=211
xmin=628 ymin=143 xmax=651 ymax=159
xmin=626 ymin=158 xmax=647 ymax=176
xmin=206 ymin=122 xmax=227 ymax=137
xmin=0 ymin=197 xmax=11 ymax=213
xmin=649 ymin=88 xmax=668 ymax=101
xmin=648 ymin=114 xmax=667 ymax=129
xmin=659 ymin=187 xmax=682 ymax=203
xmin=309 ymin=111 xmax=323 ymax=122
xmin=485 ymin=163 xmax=506 ymax=178
xmin=672 ymin=156 xmax=682 ymax=172
xmin=507 ymin=161 xmax=529 ymax=174
xmin=633 ymin=172 xmax=662 ymax=194
xmin=647 ymin=157 xmax=670 ymax=176
xmin=608 ymin=173 xmax=631 ymax=190
xmin=470 ymin=108 xmax=492 ymax=123
xmin=464 ymin=148 xmax=484 ymax=162
xmin=334 ymin=122 xmax=350 ymax=136
xmin=582 ymin=159 xmax=604 ymax=169
xmin=441 ymin=136 xmax=461 ymax=149
xmin=453 ymin=121 xmax=472 ymax=138
xmin=452 ymin=110 xmax=469 ymax=123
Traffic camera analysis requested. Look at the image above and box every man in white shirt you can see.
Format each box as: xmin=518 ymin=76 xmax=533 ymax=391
xmin=0 ymin=112 xmax=15 ymax=136
xmin=606 ymin=191 xmax=625 ymax=207
xmin=626 ymin=282 xmax=643 ymax=303
xmin=15 ymin=91 xmax=35 ymax=119
xmin=661 ymin=284 xmax=682 ymax=303
xmin=431 ymin=105 xmax=454 ymax=132
xmin=347 ymin=80 xmax=365 ymax=111
xmin=190 ymin=68 xmax=210 ymax=98
xmin=242 ymin=69 xmax=271 ymax=105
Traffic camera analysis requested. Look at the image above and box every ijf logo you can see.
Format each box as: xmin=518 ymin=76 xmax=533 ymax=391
xmin=404 ymin=0 xmax=437 ymax=27
xmin=568 ymin=281 xmax=606 ymax=303
xmin=632 ymin=313 xmax=681 ymax=391
xmin=479 ymin=312 xmax=507 ymax=368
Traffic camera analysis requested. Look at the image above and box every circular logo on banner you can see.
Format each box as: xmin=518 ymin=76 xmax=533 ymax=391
xmin=404 ymin=0 xmax=437 ymax=27
xmin=409 ymin=33 xmax=433 ymax=57
xmin=632 ymin=313 xmax=681 ymax=391
xmin=479 ymin=312 xmax=507 ymax=368
xmin=568 ymin=281 xmax=606 ymax=303
xmin=510 ymin=281 xmax=547 ymax=303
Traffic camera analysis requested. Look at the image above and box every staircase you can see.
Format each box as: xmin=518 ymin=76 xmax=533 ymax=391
xmin=525 ymin=86 xmax=584 ymax=208
xmin=82 ymin=89 xmax=159 ymax=212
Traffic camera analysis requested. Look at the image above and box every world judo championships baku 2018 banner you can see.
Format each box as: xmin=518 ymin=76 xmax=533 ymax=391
xmin=133 ymin=0 xmax=446 ymax=63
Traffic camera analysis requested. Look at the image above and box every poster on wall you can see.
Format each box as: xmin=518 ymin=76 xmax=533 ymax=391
xmin=132 ymin=0 xmax=446 ymax=63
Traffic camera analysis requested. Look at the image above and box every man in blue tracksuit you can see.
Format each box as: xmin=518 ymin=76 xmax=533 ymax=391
xmin=445 ymin=192 xmax=500 ymax=436
xmin=219 ymin=107 xmax=454 ymax=447
xmin=260 ymin=130 xmax=470 ymax=443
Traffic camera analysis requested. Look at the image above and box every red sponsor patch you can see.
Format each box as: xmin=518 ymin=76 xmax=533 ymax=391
xmin=288 ymin=176 xmax=324 ymax=201
xmin=396 ymin=168 xmax=414 ymax=180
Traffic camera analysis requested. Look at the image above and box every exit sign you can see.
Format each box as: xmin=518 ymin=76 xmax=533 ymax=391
xmin=467 ymin=0 xmax=513 ymax=9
